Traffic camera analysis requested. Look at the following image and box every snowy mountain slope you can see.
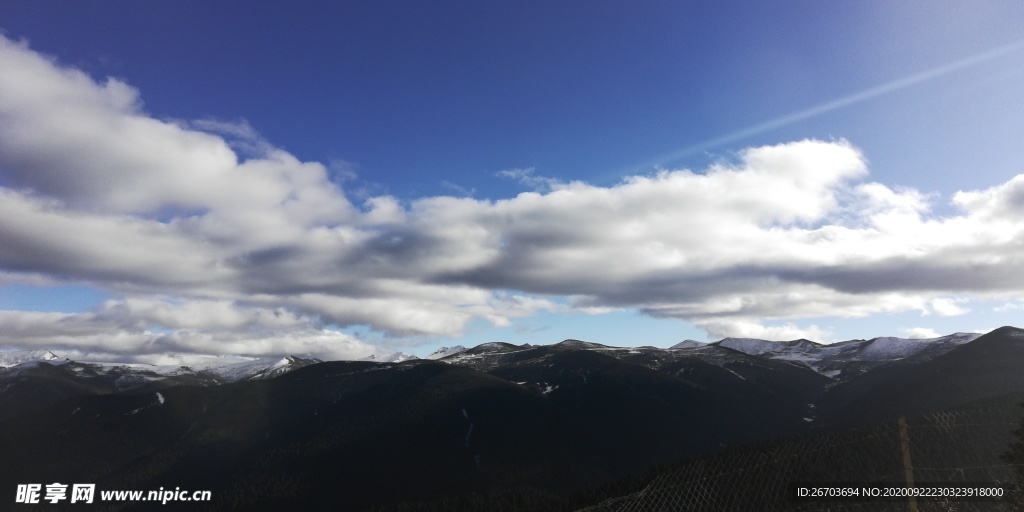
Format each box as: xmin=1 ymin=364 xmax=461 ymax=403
xmin=51 ymin=355 xmax=323 ymax=386
xmin=804 ymin=332 xmax=981 ymax=378
xmin=435 ymin=331 xmax=984 ymax=380
xmin=425 ymin=346 xmax=467 ymax=359
xmin=815 ymin=327 xmax=1024 ymax=426
xmin=1 ymin=349 xmax=322 ymax=383
xmin=0 ymin=349 xmax=62 ymax=367
xmin=704 ymin=333 xmax=982 ymax=378
xmin=0 ymin=350 xmax=321 ymax=421
xmin=360 ymin=352 xmax=419 ymax=363
xmin=853 ymin=333 xmax=980 ymax=359
xmin=195 ymin=355 xmax=324 ymax=382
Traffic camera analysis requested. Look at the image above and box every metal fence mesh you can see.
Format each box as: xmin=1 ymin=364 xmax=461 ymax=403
xmin=578 ymin=399 xmax=1024 ymax=512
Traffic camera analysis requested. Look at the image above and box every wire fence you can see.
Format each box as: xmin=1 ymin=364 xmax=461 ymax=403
xmin=578 ymin=398 xmax=1024 ymax=512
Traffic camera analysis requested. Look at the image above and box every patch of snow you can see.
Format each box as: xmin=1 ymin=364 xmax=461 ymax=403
xmin=156 ymin=392 xmax=165 ymax=404
xmin=128 ymin=404 xmax=150 ymax=415
xmin=721 ymin=366 xmax=747 ymax=381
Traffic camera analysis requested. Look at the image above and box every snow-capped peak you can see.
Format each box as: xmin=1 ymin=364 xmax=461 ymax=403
xmin=425 ymin=346 xmax=467 ymax=360
xmin=0 ymin=349 xmax=63 ymax=368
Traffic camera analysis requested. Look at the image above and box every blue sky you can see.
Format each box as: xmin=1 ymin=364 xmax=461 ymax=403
xmin=1 ymin=1 xmax=1023 ymax=361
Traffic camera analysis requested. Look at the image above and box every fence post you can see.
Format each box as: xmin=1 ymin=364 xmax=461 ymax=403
xmin=898 ymin=416 xmax=919 ymax=512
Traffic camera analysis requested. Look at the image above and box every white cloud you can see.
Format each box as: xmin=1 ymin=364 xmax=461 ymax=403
xmin=952 ymin=174 xmax=1024 ymax=219
xmin=904 ymin=327 xmax=941 ymax=339
xmin=0 ymin=301 xmax=374 ymax=360
xmin=927 ymin=298 xmax=970 ymax=317
xmin=3 ymin=35 xmax=1024 ymax=357
xmin=995 ymin=301 xmax=1024 ymax=312
xmin=695 ymin=319 xmax=832 ymax=342
xmin=185 ymin=117 xmax=273 ymax=157
xmin=440 ymin=181 xmax=476 ymax=197
xmin=495 ymin=167 xmax=567 ymax=192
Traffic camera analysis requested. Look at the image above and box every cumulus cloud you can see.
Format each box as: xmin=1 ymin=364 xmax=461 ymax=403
xmin=0 ymin=300 xmax=374 ymax=360
xmin=2 ymin=35 xmax=1024 ymax=357
xmin=995 ymin=301 xmax=1024 ymax=312
xmin=927 ymin=298 xmax=970 ymax=317
xmin=695 ymin=319 xmax=832 ymax=342
xmin=904 ymin=327 xmax=942 ymax=339
xmin=952 ymin=174 xmax=1024 ymax=220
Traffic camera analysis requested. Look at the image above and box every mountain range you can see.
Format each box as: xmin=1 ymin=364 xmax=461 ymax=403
xmin=0 ymin=353 xmax=320 ymax=422
xmin=1 ymin=327 xmax=1022 ymax=511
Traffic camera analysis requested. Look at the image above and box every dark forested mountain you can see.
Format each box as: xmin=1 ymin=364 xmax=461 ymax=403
xmin=1 ymin=327 xmax=1021 ymax=511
